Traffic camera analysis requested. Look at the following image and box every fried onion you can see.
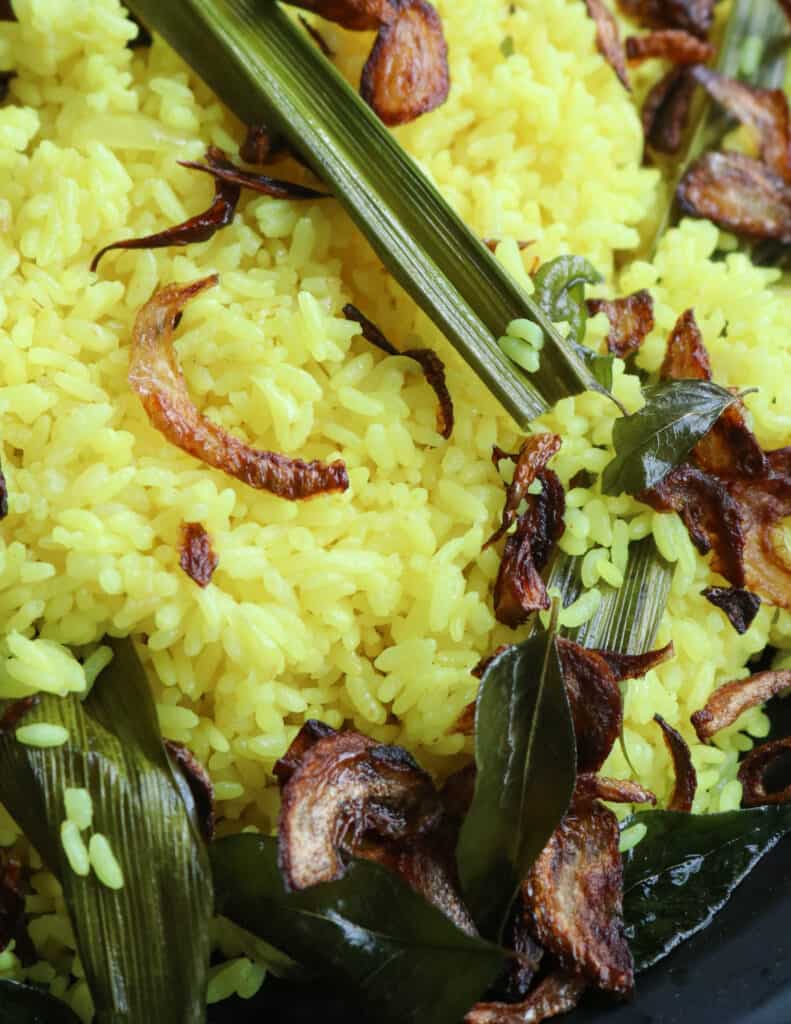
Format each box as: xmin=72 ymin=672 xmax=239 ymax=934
xmin=654 ymin=714 xmax=697 ymax=811
xmin=360 ymin=0 xmax=450 ymax=125
xmin=585 ymin=0 xmax=630 ymax=91
xmin=165 ymin=740 xmax=216 ymax=841
xmin=738 ymin=737 xmax=791 ymax=808
xmin=178 ymin=521 xmax=218 ymax=588
xmin=677 ymin=150 xmax=791 ymax=243
xmin=616 ymin=0 xmax=715 ymax=38
xmin=130 ymin=276 xmax=349 ymax=500
xmin=0 ymin=696 xmax=38 ymax=733
xmin=486 ymin=435 xmax=563 ymax=549
xmin=691 ymin=67 xmax=791 ymax=182
xmin=702 ymin=586 xmax=762 ymax=635
xmin=691 ymin=669 xmax=791 ymax=742
xmin=284 ymin=0 xmax=394 ymax=31
xmin=522 ymin=783 xmax=637 ymax=995
xmin=343 ymin=303 xmax=454 ymax=439
xmin=626 ymin=29 xmax=713 ymax=65
xmin=586 ymin=289 xmax=655 ymax=360
xmin=642 ymin=67 xmax=696 ymax=154
xmin=276 ymin=725 xmax=441 ymax=890
xmin=465 ymin=972 xmax=588 ymax=1024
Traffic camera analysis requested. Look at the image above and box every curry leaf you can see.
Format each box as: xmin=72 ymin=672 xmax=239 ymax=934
xmin=623 ymin=806 xmax=791 ymax=972
xmin=533 ymin=256 xmax=613 ymax=390
xmin=456 ymin=614 xmax=576 ymax=940
xmin=210 ymin=834 xmax=506 ymax=1024
xmin=0 ymin=981 xmax=81 ymax=1023
xmin=0 ymin=638 xmax=212 ymax=1024
xmin=601 ymin=380 xmax=737 ymax=495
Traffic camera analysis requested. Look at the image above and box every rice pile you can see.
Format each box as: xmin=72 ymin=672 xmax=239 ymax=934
xmin=0 ymin=0 xmax=789 ymax=1016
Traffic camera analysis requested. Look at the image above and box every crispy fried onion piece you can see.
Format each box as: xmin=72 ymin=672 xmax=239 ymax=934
xmin=178 ymin=150 xmax=327 ymax=200
xmin=0 ymin=696 xmax=38 ymax=732
xmin=586 ymin=289 xmax=654 ymax=359
xmin=522 ymin=777 xmax=648 ymax=998
xmin=343 ymin=303 xmax=454 ymax=439
xmin=464 ymin=972 xmax=588 ymax=1024
xmin=654 ymin=714 xmax=697 ymax=811
xmin=502 ymin=896 xmax=545 ymax=1002
xmin=0 ymin=852 xmax=34 ymax=963
xmin=239 ymin=123 xmax=287 ymax=166
xmin=165 ymin=740 xmax=216 ymax=841
xmin=702 ymin=586 xmax=761 ymax=635
xmin=298 ymin=14 xmax=335 ymax=56
xmin=690 ymin=67 xmax=791 ymax=182
xmin=738 ymin=737 xmax=791 ymax=808
xmin=361 ymin=0 xmax=450 ymax=125
xmin=558 ymin=639 xmax=674 ymax=773
xmin=626 ymin=28 xmax=713 ymax=64
xmin=179 ymin=521 xmax=218 ymax=588
xmin=277 ymin=723 xmax=476 ymax=932
xmin=285 ymin=0 xmax=394 ymax=31
xmin=660 ymin=308 xmax=767 ymax=480
xmin=91 ymin=148 xmax=240 ymax=272
xmin=691 ymin=669 xmax=791 ymax=742
xmin=492 ymin=466 xmax=566 ymax=629
xmin=728 ymin=448 xmax=791 ymax=608
xmin=276 ymin=724 xmax=435 ymax=879
xmin=640 ymin=464 xmax=745 ymax=585
xmin=486 ymin=435 xmax=563 ymax=549
xmin=642 ymin=67 xmax=697 ymax=154
xmin=573 ymin=772 xmax=657 ymax=806
xmin=616 ymin=0 xmax=714 ymax=38
xmin=677 ymin=151 xmax=791 ymax=243
xmin=584 ymin=0 xmax=630 ymax=91
xmin=130 ymin=276 xmax=349 ymax=500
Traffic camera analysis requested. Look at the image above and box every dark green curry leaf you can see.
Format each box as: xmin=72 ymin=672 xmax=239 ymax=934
xmin=533 ymin=256 xmax=602 ymax=344
xmin=0 ymin=981 xmax=81 ymax=1023
xmin=623 ymin=806 xmax=791 ymax=972
xmin=456 ymin=618 xmax=576 ymax=940
xmin=0 ymin=638 xmax=212 ymax=1024
xmin=601 ymin=380 xmax=737 ymax=496
xmin=210 ymin=834 xmax=506 ymax=1024
xmin=533 ymin=256 xmax=613 ymax=390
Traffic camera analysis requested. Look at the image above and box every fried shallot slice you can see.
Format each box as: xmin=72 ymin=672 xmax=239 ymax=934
xmin=0 ymin=852 xmax=34 ymax=964
xmin=690 ymin=67 xmax=791 ymax=182
xmin=558 ymin=639 xmax=674 ymax=773
xmin=0 ymin=696 xmax=38 ymax=733
xmin=165 ymin=740 xmax=216 ymax=841
xmin=178 ymin=521 xmax=218 ymax=588
xmin=642 ymin=67 xmax=696 ymax=154
xmin=298 ymin=13 xmax=335 ymax=57
xmin=626 ymin=28 xmax=713 ymax=65
xmin=276 ymin=722 xmax=475 ymax=931
xmin=573 ymin=772 xmax=657 ymax=806
xmin=464 ymin=971 xmax=588 ymax=1024
xmin=691 ymin=669 xmax=791 ymax=742
xmin=91 ymin=148 xmax=241 ymax=272
xmin=640 ymin=464 xmax=745 ymax=585
xmin=702 ymin=586 xmax=761 ymax=635
xmin=586 ymin=289 xmax=654 ymax=359
xmin=493 ymin=468 xmax=566 ymax=628
xmin=522 ymin=781 xmax=639 ymax=996
xmin=728 ymin=447 xmax=791 ymax=608
xmin=343 ymin=303 xmax=454 ymax=439
xmin=277 ymin=725 xmax=442 ymax=890
xmin=486 ymin=435 xmax=563 ymax=549
xmin=178 ymin=150 xmax=327 ymax=200
xmin=654 ymin=714 xmax=697 ymax=811
xmin=361 ymin=0 xmax=450 ymax=125
xmin=677 ymin=150 xmax=791 ymax=243
xmin=284 ymin=0 xmax=394 ymax=31
xmin=239 ymin=123 xmax=287 ymax=165
xmin=659 ymin=308 xmax=767 ymax=479
xmin=584 ymin=0 xmax=630 ymax=91
xmin=130 ymin=276 xmax=349 ymax=500
xmin=738 ymin=737 xmax=791 ymax=808
xmin=616 ymin=0 xmax=715 ymax=38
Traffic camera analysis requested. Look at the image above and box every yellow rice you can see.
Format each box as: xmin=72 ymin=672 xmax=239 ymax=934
xmin=0 ymin=0 xmax=789 ymax=1016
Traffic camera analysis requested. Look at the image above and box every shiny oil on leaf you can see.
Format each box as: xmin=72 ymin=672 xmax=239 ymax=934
xmin=602 ymin=380 xmax=737 ymax=496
